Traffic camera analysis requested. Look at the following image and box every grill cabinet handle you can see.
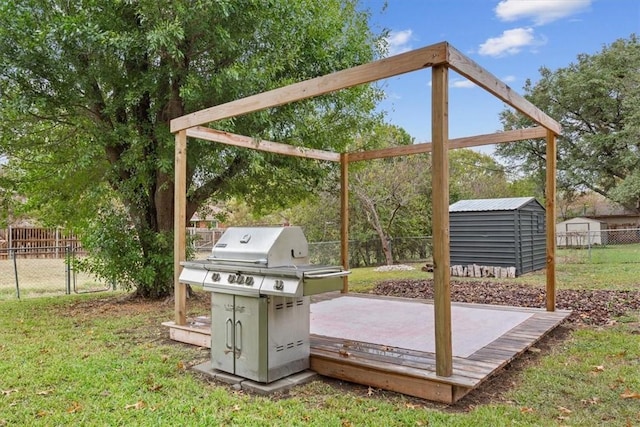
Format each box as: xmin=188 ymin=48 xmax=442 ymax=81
xmin=207 ymin=257 xmax=267 ymax=265
xmin=225 ymin=318 xmax=233 ymax=351
xmin=234 ymin=320 xmax=242 ymax=357
xmin=304 ymin=270 xmax=351 ymax=279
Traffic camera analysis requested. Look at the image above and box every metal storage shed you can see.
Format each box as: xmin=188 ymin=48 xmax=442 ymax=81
xmin=449 ymin=197 xmax=546 ymax=276
xmin=556 ymin=217 xmax=606 ymax=247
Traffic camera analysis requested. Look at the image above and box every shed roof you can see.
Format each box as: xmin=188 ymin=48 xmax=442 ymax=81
xmin=557 ymin=216 xmax=604 ymax=225
xmin=449 ymin=197 xmax=538 ymax=212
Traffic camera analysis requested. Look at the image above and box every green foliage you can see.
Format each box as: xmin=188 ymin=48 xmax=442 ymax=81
xmin=74 ymin=205 xmax=174 ymax=298
xmin=0 ymin=0 xmax=383 ymax=297
xmin=497 ymin=34 xmax=640 ymax=211
xmin=291 ymin=143 xmax=516 ymax=267
xmin=449 ymin=149 xmax=513 ymax=202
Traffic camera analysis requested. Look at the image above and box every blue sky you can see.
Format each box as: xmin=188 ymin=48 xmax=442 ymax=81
xmin=359 ymin=0 xmax=640 ymax=146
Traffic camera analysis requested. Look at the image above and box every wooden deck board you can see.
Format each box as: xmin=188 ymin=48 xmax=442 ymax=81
xmin=163 ymin=293 xmax=571 ymax=403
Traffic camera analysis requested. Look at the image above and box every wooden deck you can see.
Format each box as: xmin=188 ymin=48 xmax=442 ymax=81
xmin=163 ymin=293 xmax=570 ymax=403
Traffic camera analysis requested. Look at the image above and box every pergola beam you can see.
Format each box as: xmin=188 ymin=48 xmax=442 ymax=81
xmin=447 ymin=45 xmax=562 ymax=135
xmin=171 ymin=40 xmax=563 ymax=379
xmin=186 ymin=126 xmax=341 ymax=162
xmin=545 ymin=130 xmax=557 ymax=311
xmin=431 ymin=64 xmax=452 ymax=377
xmin=347 ymin=127 xmax=548 ymax=162
xmin=173 ymin=130 xmax=187 ymax=326
xmin=170 ymin=42 xmax=448 ymax=133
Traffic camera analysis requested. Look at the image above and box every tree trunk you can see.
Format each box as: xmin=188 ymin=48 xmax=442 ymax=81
xmin=355 ymin=191 xmax=393 ymax=265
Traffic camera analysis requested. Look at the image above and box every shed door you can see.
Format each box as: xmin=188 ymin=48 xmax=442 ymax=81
xmin=520 ymin=213 xmax=536 ymax=274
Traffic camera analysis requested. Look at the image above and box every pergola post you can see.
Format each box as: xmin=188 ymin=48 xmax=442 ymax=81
xmin=340 ymin=153 xmax=349 ymax=293
xmin=545 ymin=130 xmax=557 ymax=311
xmin=174 ymin=130 xmax=187 ymax=325
xmin=431 ymin=64 xmax=452 ymax=377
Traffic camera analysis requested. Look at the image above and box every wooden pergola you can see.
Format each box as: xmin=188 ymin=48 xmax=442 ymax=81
xmin=170 ymin=41 xmax=561 ymax=378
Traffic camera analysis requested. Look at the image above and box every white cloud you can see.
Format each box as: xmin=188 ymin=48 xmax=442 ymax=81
xmin=495 ymin=0 xmax=591 ymax=25
xmin=427 ymin=79 xmax=476 ymax=89
xmin=478 ymin=27 xmax=537 ymax=57
xmin=502 ymin=75 xmax=517 ymax=83
xmin=385 ymin=29 xmax=414 ymax=56
xmin=452 ymin=79 xmax=476 ymax=89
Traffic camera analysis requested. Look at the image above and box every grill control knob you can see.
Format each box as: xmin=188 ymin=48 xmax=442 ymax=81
xmin=237 ymin=275 xmax=245 ymax=284
xmin=274 ymin=280 xmax=284 ymax=290
xmin=228 ymin=274 xmax=236 ymax=283
xmin=245 ymin=276 xmax=254 ymax=286
xmin=211 ymin=272 xmax=221 ymax=282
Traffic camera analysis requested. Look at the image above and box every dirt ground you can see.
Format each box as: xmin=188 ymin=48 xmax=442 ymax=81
xmin=56 ymin=281 xmax=640 ymax=411
xmin=372 ymin=279 xmax=640 ymax=326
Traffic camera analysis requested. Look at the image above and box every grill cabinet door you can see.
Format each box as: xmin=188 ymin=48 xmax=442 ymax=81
xmin=211 ymin=293 xmax=268 ymax=382
xmin=211 ymin=293 xmax=236 ymax=375
xmin=233 ymin=295 xmax=268 ymax=381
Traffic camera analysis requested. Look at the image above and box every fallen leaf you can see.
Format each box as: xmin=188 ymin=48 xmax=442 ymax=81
xmin=124 ymin=401 xmax=146 ymax=410
xmin=520 ymin=407 xmax=534 ymax=413
xmin=148 ymin=384 xmax=163 ymax=392
xmin=36 ymin=410 xmax=50 ymax=418
xmin=620 ymin=389 xmax=640 ymax=399
xmin=581 ymin=397 xmax=600 ymax=405
xmin=367 ymin=387 xmax=374 ymax=396
xmin=36 ymin=389 xmax=54 ymax=396
xmin=405 ymin=403 xmax=419 ymax=409
xmin=0 ymin=390 xmax=18 ymax=396
xmin=592 ymin=365 xmax=605 ymax=372
xmin=558 ymin=406 xmax=572 ymax=415
xmin=231 ymin=404 xmax=241 ymax=412
xmin=341 ymin=420 xmax=352 ymax=427
xmin=176 ymin=361 xmax=186 ymax=370
xmin=67 ymin=401 xmax=82 ymax=413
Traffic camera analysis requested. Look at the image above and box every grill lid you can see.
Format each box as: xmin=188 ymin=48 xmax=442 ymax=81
xmin=208 ymin=226 xmax=309 ymax=267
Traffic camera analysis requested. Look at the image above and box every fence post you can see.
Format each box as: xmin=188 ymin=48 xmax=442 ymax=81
xmin=65 ymin=245 xmax=71 ymax=295
xmin=56 ymin=228 xmax=60 ymax=258
xmin=12 ymin=248 xmax=20 ymax=300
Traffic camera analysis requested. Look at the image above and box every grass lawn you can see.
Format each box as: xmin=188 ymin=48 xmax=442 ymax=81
xmin=1 ymin=245 xmax=640 ymax=425
xmin=348 ymin=244 xmax=640 ymax=293
xmin=1 ymin=293 xmax=639 ymax=425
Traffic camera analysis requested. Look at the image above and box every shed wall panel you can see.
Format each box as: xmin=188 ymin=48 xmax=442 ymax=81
xmin=449 ymin=198 xmax=546 ymax=276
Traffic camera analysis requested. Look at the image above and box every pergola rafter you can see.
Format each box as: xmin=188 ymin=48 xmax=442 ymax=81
xmin=171 ymin=41 xmax=561 ymax=379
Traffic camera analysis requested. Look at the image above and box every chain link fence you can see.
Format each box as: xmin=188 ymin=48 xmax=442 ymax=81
xmin=556 ymin=228 xmax=640 ymax=264
xmin=0 ymin=246 xmax=114 ymax=300
xmin=309 ymin=236 xmax=433 ymax=268
xmin=6 ymin=227 xmax=627 ymax=300
xmin=307 ymin=229 xmax=640 ymax=268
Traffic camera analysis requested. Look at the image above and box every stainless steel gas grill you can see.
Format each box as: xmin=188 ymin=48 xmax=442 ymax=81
xmin=179 ymin=226 xmax=348 ymax=383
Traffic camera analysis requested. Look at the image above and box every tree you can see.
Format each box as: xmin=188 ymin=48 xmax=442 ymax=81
xmin=448 ymin=149 xmax=512 ymax=202
xmin=290 ymin=139 xmax=515 ymax=267
xmin=0 ymin=1 xmax=383 ymax=297
xmin=348 ymin=125 xmax=427 ymax=265
xmin=496 ymin=35 xmax=640 ymax=212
